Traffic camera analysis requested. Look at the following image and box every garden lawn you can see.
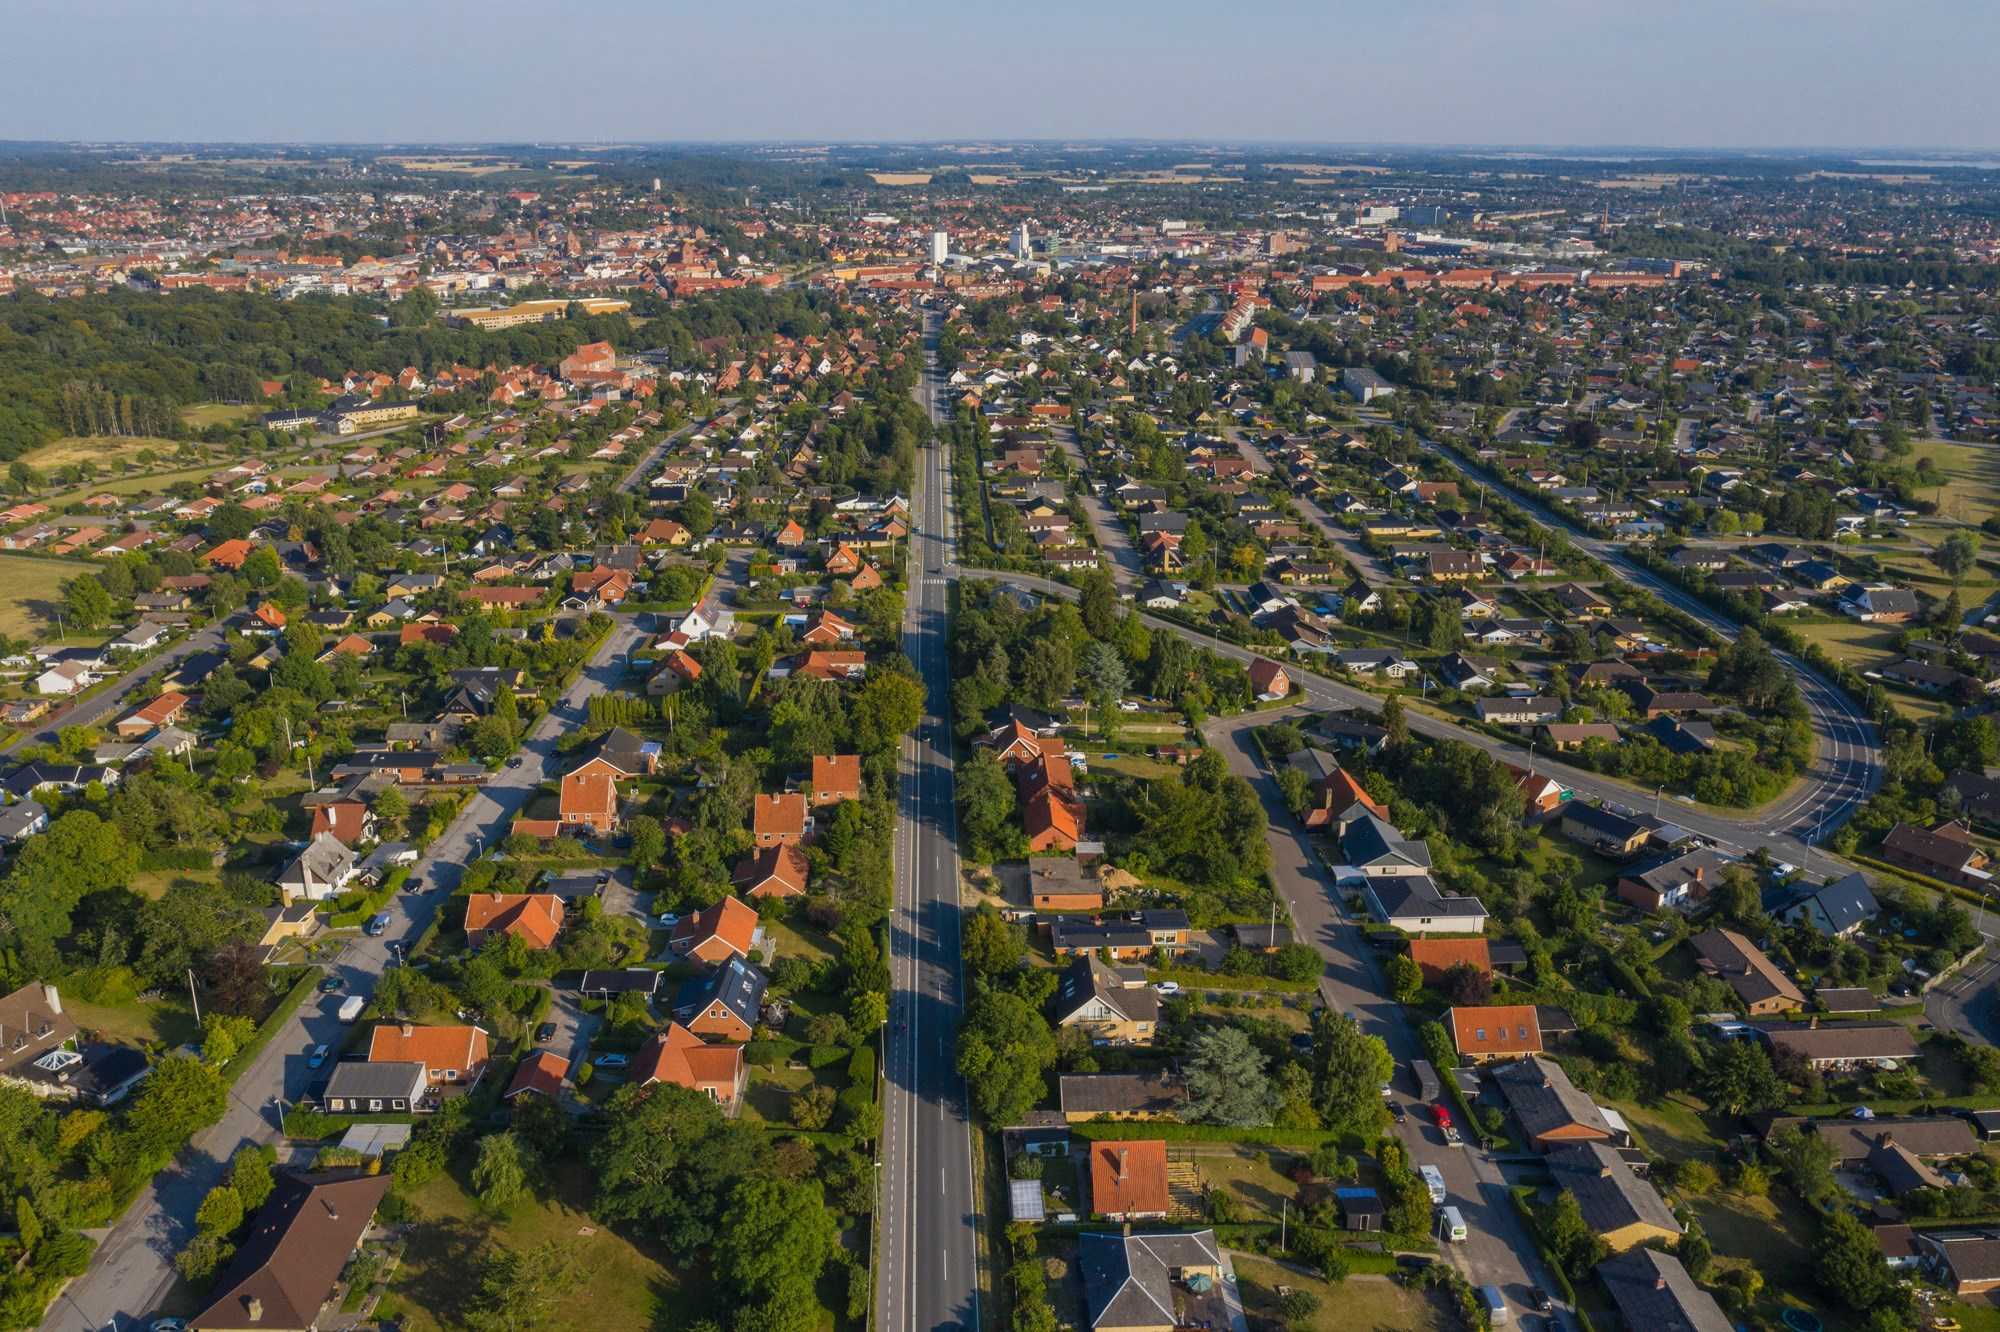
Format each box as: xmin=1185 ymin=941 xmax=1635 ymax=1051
xmin=65 ymin=995 xmax=201 ymax=1048
xmin=384 ymin=1159 xmax=700 ymax=1332
xmin=1192 ymin=1145 xmax=1301 ymax=1223
xmin=1231 ymin=1256 xmax=1447 ymax=1332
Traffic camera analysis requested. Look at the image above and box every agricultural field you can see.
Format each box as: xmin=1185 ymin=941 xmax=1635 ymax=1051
xmin=19 ymin=435 xmax=188 ymax=472
xmin=0 ymin=553 xmax=90 ymax=638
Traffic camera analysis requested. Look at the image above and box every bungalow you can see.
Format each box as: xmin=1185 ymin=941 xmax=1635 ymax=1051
xmin=672 ymin=956 xmax=769 ymax=1042
xmin=1880 ymin=820 xmax=1992 ymax=890
xmin=1058 ymin=1070 xmax=1188 ymax=1123
xmin=1409 ymin=937 xmax=1491 ymax=985
xmin=1089 ymin=1139 xmax=1171 ymax=1221
xmin=1474 ymin=695 xmax=1560 ymax=726
xmin=1764 ymin=871 xmax=1879 ymax=938
xmin=1048 ymin=919 xmax=1154 ymax=962
xmin=1560 ymin=802 xmax=1654 ymax=858
xmin=1450 ymin=1005 xmax=1544 ymax=1061
xmin=462 ymin=893 xmax=566 ymax=950
xmin=322 ymin=1061 xmax=427 ymax=1115
xmin=1548 ymin=1142 xmax=1681 ymax=1252
xmin=1492 ymin=1055 xmax=1615 ymax=1150
xmin=1689 ymin=928 xmax=1805 ymax=1014
xmin=1077 ymin=1230 xmax=1224 ymax=1332
xmin=1841 ymin=584 xmax=1921 ymax=623
xmin=187 ymin=1171 xmax=395 ymax=1332
xmin=1616 ymin=847 xmax=1733 ymax=913
xmin=1915 ymin=1231 xmax=2000 ymax=1297
xmin=1596 ymin=1250 xmax=1732 ymax=1332
xmin=1538 ymin=722 xmax=1622 ymax=752
xmin=367 ymin=1022 xmax=491 ymax=1085
xmin=1028 ymin=856 xmax=1105 ymax=911
xmin=670 ymin=896 xmax=762 ymax=965
xmin=1365 ymin=870 xmax=1488 ymax=933
xmin=115 ymin=690 xmax=190 ymax=738
xmin=1758 ymin=1022 xmax=1918 ymax=1070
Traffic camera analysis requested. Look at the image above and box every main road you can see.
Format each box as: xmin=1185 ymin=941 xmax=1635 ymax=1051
xmin=40 ymin=421 xmax=696 ymax=1332
xmin=877 ymin=308 xmax=980 ymax=1332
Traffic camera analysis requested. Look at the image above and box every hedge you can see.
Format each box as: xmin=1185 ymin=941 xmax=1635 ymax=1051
xmin=226 ymin=968 xmax=318 ymax=1087
xmin=138 ymin=848 xmax=215 ymax=872
xmin=1071 ymin=1121 xmax=1355 ymax=1147
xmin=847 ymin=1046 xmax=877 ymax=1092
xmin=1145 ymin=966 xmax=1316 ymax=995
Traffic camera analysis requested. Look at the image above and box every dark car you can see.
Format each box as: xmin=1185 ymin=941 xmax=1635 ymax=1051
xmin=317 ymin=976 xmax=345 ymax=994
xmin=1390 ymin=1102 xmax=1407 ymax=1124
xmin=535 ymin=1023 xmax=558 ymax=1045
xmin=1528 ymin=1286 xmax=1553 ymax=1313
xmin=1395 ymin=1254 xmax=1436 ymax=1271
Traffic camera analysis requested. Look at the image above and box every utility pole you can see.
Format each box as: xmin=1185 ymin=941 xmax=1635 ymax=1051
xmin=186 ymin=968 xmax=202 ymax=1024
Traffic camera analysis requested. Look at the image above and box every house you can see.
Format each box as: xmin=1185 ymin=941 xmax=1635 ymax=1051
xmin=1474 ymin=695 xmax=1560 ymax=726
xmin=1028 ymin=856 xmax=1105 ymax=911
xmin=1764 ymin=871 xmax=1879 ymax=937
xmin=1492 ymin=1056 xmax=1615 ymax=1149
xmin=733 ymin=845 xmax=809 ymax=899
xmin=0 ymin=798 xmax=51 ymax=846
xmin=635 ymin=1021 xmax=746 ymax=1109
xmin=32 ymin=660 xmax=98 ymax=696
xmin=1341 ymin=813 xmax=1433 ymax=878
xmin=322 ymin=1061 xmax=427 ymax=1114
xmin=1690 ymin=928 xmax=1804 ymax=1014
xmin=1247 ymin=658 xmax=1292 ymax=700
xmin=1059 ymin=1070 xmax=1188 ymax=1123
xmin=1409 ymin=937 xmax=1491 ymax=984
xmin=1559 ymin=803 xmax=1653 ymax=858
xmin=558 ymin=769 xmax=620 ymax=835
xmin=1917 ymin=1230 xmax=2000 ymax=1297
xmin=1365 ymin=874 xmax=1489 ymax=934
xmin=1547 ymin=1142 xmax=1680 ymax=1251
xmin=504 ymin=1051 xmax=573 ymax=1102
xmin=0 ymin=982 xmax=78 ymax=1083
xmin=1615 ymin=847 xmax=1733 ymax=913
xmin=1022 ymin=771 xmax=1085 ymax=853
xmin=307 ymin=800 xmax=375 ymax=848
xmin=114 ymin=690 xmax=190 ymax=738
xmin=1841 ymin=584 xmax=1921 ymax=623
xmin=1450 ymin=1005 xmax=1544 ymax=1061
xmin=275 ymin=833 xmax=360 ymax=903
xmin=461 ymin=893 xmax=566 ymax=950
xmin=1880 ymin=820 xmax=1992 ymax=890
xmin=1049 ymin=918 xmax=1155 ymax=961
xmin=1757 ymin=1021 xmax=1918 ymax=1070
xmin=569 ymin=726 xmax=659 ymax=781
xmin=1053 ymin=956 xmax=1160 ymax=1045
xmin=1596 ymin=1249 xmax=1733 ymax=1332
xmin=1076 ymin=1230 xmax=1223 ymax=1332
xmin=188 ymin=1171 xmax=395 ymax=1332
xmin=1089 ymin=1140 xmax=1171 ymax=1220
xmin=810 ymin=754 xmax=863 ymax=806
xmin=1299 ymin=765 xmax=1390 ymax=834
xmin=670 ymin=895 xmax=761 ymax=965
xmin=672 ymin=957 xmax=769 ymax=1042
xmin=754 ymin=791 xmax=811 ymax=846
xmin=367 ymin=1023 xmax=491 ymax=1085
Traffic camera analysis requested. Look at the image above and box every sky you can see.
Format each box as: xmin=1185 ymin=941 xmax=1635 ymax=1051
xmin=6 ymin=0 xmax=1996 ymax=150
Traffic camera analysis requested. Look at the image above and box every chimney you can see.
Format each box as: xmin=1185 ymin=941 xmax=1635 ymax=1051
xmin=1652 ymin=1277 xmax=1667 ymax=1292
xmin=1117 ymin=1149 xmax=1129 ymax=1182
xmin=247 ymin=1297 xmax=265 ymax=1322
xmin=41 ymin=983 xmax=60 ymax=1015
xmin=1694 ymin=865 xmax=1705 ymax=883
xmin=401 ymin=1022 xmax=414 ymax=1038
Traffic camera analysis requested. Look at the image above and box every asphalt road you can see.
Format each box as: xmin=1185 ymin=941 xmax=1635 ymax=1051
xmin=1227 ymin=428 xmax=1392 ymax=587
xmin=1420 ymin=440 xmax=1882 ymax=843
xmin=1205 ymin=711 xmax=1565 ymax=1324
xmin=1051 ymin=424 xmax=1147 ymax=589
xmin=877 ymin=309 xmax=980 ymax=1332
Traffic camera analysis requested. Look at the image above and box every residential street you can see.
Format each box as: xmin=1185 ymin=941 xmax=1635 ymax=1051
xmin=1051 ymin=423 xmax=1147 ymax=589
xmin=1226 ymin=427 xmax=1392 ymax=586
xmin=19 ymin=625 xmax=225 ymax=749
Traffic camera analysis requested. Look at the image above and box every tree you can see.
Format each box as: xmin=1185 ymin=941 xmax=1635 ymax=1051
xmin=963 ymin=906 xmax=1026 ymax=976
xmin=714 ymin=1176 xmax=838 ymax=1330
xmin=126 ymin=1054 xmax=226 ymax=1160
xmin=62 ymin=574 xmax=115 ymax=631
xmin=1380 ymin=695 xmax=1408 ymax=749
xmin=1933 ymin=530 xmax=1982 ymax=585
xmin=1702 ymin=1039 xmax=1788 ymax=1117
xmin=629 ymin=815 xmax=666 ymax=874
xmin=472 ymin=1130 xmax=537 ymax=1212
xmin=791 ymin=1084 xmax=837 ymax=1130
xmin=1543 ymin=1190 xmax=1607 ymax=1277
xmin=591 ymin=1082 xmax=757 ymax=1255
xmin=1277 ymin=1288 xmax=1321 ymax=1330
xmin=1767 ymin=1122 xmax=1838 ymax=1205
xmin=957 ymin=749 xmax=1019 ymax=862
xmin=194 ymin=1184 xmax=244 ymax=1237
xmin=1812 ymin=1208 xmax=1895 ymax=1312
xmin=229 ymin=1145 xmax=275 ymax=1212
xmin=1438 ymin=961 xmax=1491 ymax=1006
xmin=1182 ymin=1026 xmax=1274 ymax=1126
xmin=957 ymin=988 xmax=1057 ymax=1126
xmin=1310 ymin=1010 xmax=1394 ymax=1135
xmin=1385 ymin=953 xmax=1423 ymax=1003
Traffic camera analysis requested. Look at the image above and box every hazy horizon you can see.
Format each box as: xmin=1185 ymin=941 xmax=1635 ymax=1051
xmin=5 ymin=0 xmax=1994 ymax=150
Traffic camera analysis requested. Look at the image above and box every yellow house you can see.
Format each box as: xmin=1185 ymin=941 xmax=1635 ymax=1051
xmin=1548 ymin=1142 xmax=1681 ymax=1252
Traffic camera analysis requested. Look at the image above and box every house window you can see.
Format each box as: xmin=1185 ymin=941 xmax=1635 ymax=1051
xmin=369 ymin=1099 xmax=383 ymax=1111
xmin=1476 ymin=1028 xmax=1488 ymax=1041
xmin=444 ymin=1069 xmax=459 ymax=1081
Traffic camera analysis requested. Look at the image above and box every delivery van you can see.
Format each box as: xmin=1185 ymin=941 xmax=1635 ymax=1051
xmin=1419 ymin=1164 xmax=1447 ymax=1206
xmin=1436 ymin=1205 xmax=1467 ymax=1244
xmin=337 ymin=995 xmax=365 ymax=1023
xmin=1478 ymin=1284 xmax=1508 ymax=1323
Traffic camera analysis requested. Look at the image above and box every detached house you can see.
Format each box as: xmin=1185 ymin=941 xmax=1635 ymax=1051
xmin=671 ymin=896 xmax=762 ymax=965
xmin=366 ymin=1022 xmax=491 ymax=1086
xmin=635 ymin=1021 xmax=746 ymax=1110
xmin=1881 ymin=820 xmax=1992 ymax=890
xmin=1052 ymin=957 xmax=1160 ymax=1046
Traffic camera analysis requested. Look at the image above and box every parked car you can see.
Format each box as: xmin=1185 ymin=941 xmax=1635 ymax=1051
xmin=317 ymin=976 xmax=345 ymax=994
xmin=1528 ymin=1287 xmax=1553 ymax=1313
xmin=307 ymin=1044 xmax=331 ymax=1069
xmin=593 ymin=1052 xmax=629 ymax=1069
xmin=1152 ymin=981 xmax=1180 ymax=995
xmin=535 ymin=1023 xmax=558 ymax=1045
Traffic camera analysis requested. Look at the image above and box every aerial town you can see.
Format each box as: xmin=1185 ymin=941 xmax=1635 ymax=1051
xmin=0 ymin=68 xmax=1999 ymax=1332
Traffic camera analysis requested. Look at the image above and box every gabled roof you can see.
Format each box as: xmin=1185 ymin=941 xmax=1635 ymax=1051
xmin=367 ymin=1023 xmax=489 ymax=1073
xmin=635 ymin=1021 xmax=743 ymax=1091
xmin=1492 ymin=1056 xmax=1613 ymax=1142
xmin=1053 ymin=956 xmax=1161 ymax=1027
xmin=1077 ymin=1230 xmax=1222 ymax=1331
xmin=189 ymin=1171 xmax=393 ymax=1332
xmin=671 ymin=895 xmax=759 ymax=959
xmin=1548 ymin=1141 xmax=1680 ymax=1238
xmin=504 ymin=1050 xmax=572 ymax=1100
xmin=754 ymin=791 xmax=809 ymax=839
xmin=1596 ymin=1248 xmax=1732 ymax=1332
xmin=462 ymin=893 xmax=565 ymax=949
xmin=1089 ymin=1139 xmax=1170 ymax=1216
xmin=1450 ymin=1005 xmax=1543 ymax=1058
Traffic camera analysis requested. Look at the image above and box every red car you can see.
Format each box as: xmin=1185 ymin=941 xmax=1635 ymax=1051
xmin=1432 ymin=1103 xmax=1453 ymax=1129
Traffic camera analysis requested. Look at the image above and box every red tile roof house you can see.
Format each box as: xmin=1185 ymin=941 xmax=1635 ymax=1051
xmin=461 ymin=893 xmax=566 ymax=950
xmin=1880 ymin=820 xmax=1993 ymax=890
xmin=308 ymin=799 xmax=375 ymax=847
xmin=670 ymin=896 xmax=763 ymax=965
xmin=1409 ymin=937 xmax=1492 ymax=985
xmin=1089 ymin=1140 xmax=1172 ymax=1220
xmin=504 ymin=1050 xmax=573 ymax=1102
xmin=1450 ymin=1004 xmax=1545 ymax=1061
xmin=115 ymin=690 xmax=191 ymax=739
xmin=368 ymin=1022 xmax=491 ymax=1086
xmin=559 ymin=769 xmax=620 ymax=834
xmin=733 ymin=845 xmax=809 ymax=899
xmin=635 ymin=1021 xmax=746 ymax=1110
xmin=754 ymin=792 xmax=811 ymax=847
xmin=810 ymin=754 xmax=863 ymax=806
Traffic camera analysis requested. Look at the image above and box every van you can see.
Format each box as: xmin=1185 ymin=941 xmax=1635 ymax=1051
xmin=1478 ymin=1285 xmax=1508 ymax=1323
xmin=1419 ymin=1164 xmax=1447 ymax=1206
xmin=1436 ymin=1205 xmax=1467 ymax=1244
xmin=337 ymin=995 xmax=365 ymax=1023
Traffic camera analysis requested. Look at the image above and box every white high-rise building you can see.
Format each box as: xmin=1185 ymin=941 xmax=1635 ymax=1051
xmin=1010 ymin=222 xmax=1031 ymax=258
xmin=929 ymin=230 xmax=949 ymax=265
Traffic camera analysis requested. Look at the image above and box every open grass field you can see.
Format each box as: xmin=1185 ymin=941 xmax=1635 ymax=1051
xmin=1191 ymin=1145 xmax=1301 ymax=1222
xmin=66 ymin=995 xmax=201 ymax=1048
xmin=0 ymin=553 xmax=90 ymax=637
xmin=1912 ymin=439 xmax=2000 ymax=525
xmin=19 ymin=435 xmax=185 ymax=471
xmin=179 ymin=402 xmax=258 ymax=429
xmin=1232 ymin=1257 xmax=1448 ymax=1332
xmin=382 ymin=1160 xmax=700 ymax=1332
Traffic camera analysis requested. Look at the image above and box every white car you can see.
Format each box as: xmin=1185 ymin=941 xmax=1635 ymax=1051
xmin=1152 ymin=981 xmax=1181 ymax=995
